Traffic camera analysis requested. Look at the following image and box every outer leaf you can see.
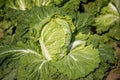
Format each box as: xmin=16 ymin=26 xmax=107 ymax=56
xmin=0 ymin=55 xmax=18 ymax=80
xmin=18 ymin=53 xmax=56 ymax=80
xmin=55 ymin=44 xmax=100 ymax=79
xmin=82 ymin=2 xmax=98 ymax=14
xmin=75 ymin=13 xmax=94 ymax=33
xmin=62 ymin=0 xmax=80 ymax=12
xmin=109 ymin=25 xmax=120 ymax=40
xmin=0 ymin=44 xmax=40 ymax=80
xmin=95 ymin=0 xmax=109 ymax=10
xmin=40 ymin=17 xmax=73 ymax=61
xmin=80 ymin=73 xmax=93 ymax=80
xmin=80 ymin=63 xmax=110 ymax=80
xmin=83 ymin=44 xmax=116 ymax=80
xmin=92 ymin=63 xmax=110 ymax=80
xmin=0 ymin=8 xmax=30 ymax=45
xmin=98 ymin=44 xmax=116 ymax=64
xmin=87 ymin=34 xmax=105 ymax=48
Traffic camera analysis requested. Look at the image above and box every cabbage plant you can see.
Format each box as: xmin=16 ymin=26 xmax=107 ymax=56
xmin=0 ymin=7 xmax=100 ymax=80
xmin=0 ymin=0 xmax=119 ymax=80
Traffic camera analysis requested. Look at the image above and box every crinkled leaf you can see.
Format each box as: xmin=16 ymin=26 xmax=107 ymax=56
xmin=80 ymin=73 xmax=93 ymax=80
xmin=87 ymin=34 xmax=107 ymax=48
xmin=109 ymin=25 xmax=120 ymax=40
xmin=82 ymin=2 xmax=98 ymax=14
xmin=51 ymin=72 xmax=70 ymax=80
xmin=93 ymin=63 xmax=110 ymax=80
xmin=55 ymin=44 xmax=100 ymax=79
xmin=98 ymin=44 xmax=116 ymax=64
